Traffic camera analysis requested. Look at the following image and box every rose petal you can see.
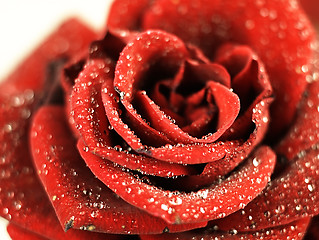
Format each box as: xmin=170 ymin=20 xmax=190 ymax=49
xmin=111 ymin=30 xmax=190 ymax=146
xmin=276 ymin=79 xmax=319 ymax=160
xmin=82 ymin=144 xmax=275 ymax=224
xmin=212 ymin=145 xmax=319 ymax=231
xmin=71 ymin=57 xmax=171 ymax=151
xmin=0 ymin=97 xmax=63 ymax=236
xmin=138 ymin=141 xmax=236 ymax=164
xmin=186 ymin=44 xmax=211 ymax=64
xmin=114 ymin=30 xmax=188 ymax=101
xmin=30 ymin=105 xmax=206 ymax=234
xmin=79 ymin=140 xmax=197 ymax=178
xmin=90 ymin=30 xmax=138 ymax=61
xmin=139 ymin=218 xmax=310 ymax=240
xmin=181 ymin=105 xmax=216 ymax=138
xmin=70 ymin=58 xmax=123 ymax=148
xmin=150 ymin=80 xmax=187 ymax=128
xmin=61 ymin=52 xmax=87 ymax=94
xmin=215 ymin=44 xmax=271 ymax=112
xmin=216 ymin=44 xmax=273 ymax=140
xmin=102 ymin=31 xmax=190 ymax=148
xmin=102 ymin=78 xmax=171 ymax=149
xmin=189 ymin=60 xmax=231 ymax=88
xmin=7 ymin=224 xmax=49 ymax=240
xmin=174 ymin=60 xmax=231 ymax=93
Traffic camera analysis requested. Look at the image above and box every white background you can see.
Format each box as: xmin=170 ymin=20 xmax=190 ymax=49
xmin=0 ymin=1 xmax=112 ymax=239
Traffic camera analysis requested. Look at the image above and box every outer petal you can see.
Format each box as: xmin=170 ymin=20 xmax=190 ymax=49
xmin=81 ymin=145 xmax=275 ymax=225
xmin=140 ymin=218 xmax=310 ymax=240
xmin=30 ymin=105 xmax=206 ymax=234
xmin=212 ymin=146 xmax=319 ymax=231
xmin=7 ymin=224 xmax=49 ymax=240
xmin=276 ymin=79 xmax=319 ymax=160
xmin=0 ymin=19 xmax=104 ymax=239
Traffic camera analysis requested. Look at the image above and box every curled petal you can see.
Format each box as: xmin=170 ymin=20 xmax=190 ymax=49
xmin=102 ymin=78 xmax=172 ymax=149
xmin=166 ymin=94 xmax=272 ymax=190
xmin=70 ymin=58 xmax=117 ymax=148
xmin=138 ymin=141 xmax=236 ymax=165
xmin=134 ymin=81 xmax=239 ymax=144
xmin=114 ymin=30 xmax=188 ymax=101
xmin=215 ymin=44 xmax=273 ymax=140
xmin=79 ymin=140 xmax=197 ymax=177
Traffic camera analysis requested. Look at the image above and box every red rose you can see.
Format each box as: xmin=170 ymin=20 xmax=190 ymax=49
xmin=1 ymin=0 xmax=319 ymax=239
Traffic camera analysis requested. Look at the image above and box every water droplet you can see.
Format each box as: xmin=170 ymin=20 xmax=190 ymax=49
xmin=264 ymin=211 xmax=271 ymax=217
xmin=161 ymin=204 xmax=168 ymax=211
xmin=91 ymin=211 xmax=98 ymax=218
xmin=13 ymin=200 xmax=22 ymax=210
xmin=295 ymin=204 xmax=302 ymax=211
xmin=3 ymin=208 xmax=9 ymax=214
xmin=252 ymin=157 xmax=260 ymax=167
xmin=245 ymin=20 xmax=255 ymax=30
xmin=169 ymin=197 xmax=182 ymax=205
xmin=308 ymin=184 xmax=314 ymax=192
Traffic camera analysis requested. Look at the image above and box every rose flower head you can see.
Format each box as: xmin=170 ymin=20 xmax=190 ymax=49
xmin=1 ymin=0 xmax=319 ymax=239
